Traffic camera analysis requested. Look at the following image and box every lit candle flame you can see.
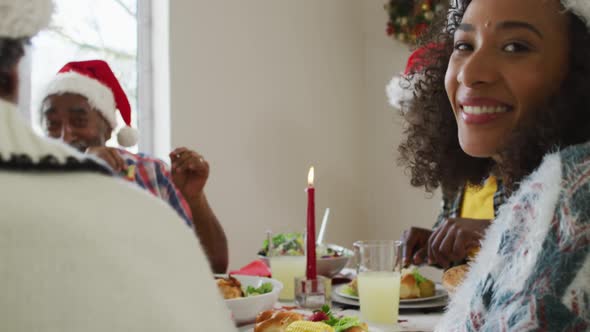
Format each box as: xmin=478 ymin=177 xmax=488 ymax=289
xmin=307 ymin=166 xmax=314 ymax=186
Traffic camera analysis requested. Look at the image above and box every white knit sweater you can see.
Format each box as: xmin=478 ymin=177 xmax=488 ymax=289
xmin=0 ymin=100 xmax=237 ymax=331
xmin=436 ymin=144 xmax=590 ymax=331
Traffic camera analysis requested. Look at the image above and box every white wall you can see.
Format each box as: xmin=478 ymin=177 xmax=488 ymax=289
xmin=169 ymin=0 xmax=440 ymax=269
xmin=361 ymin=2 xmax=441 ymax=241
xmin=170 ymin=0 xmax=368 ymax=269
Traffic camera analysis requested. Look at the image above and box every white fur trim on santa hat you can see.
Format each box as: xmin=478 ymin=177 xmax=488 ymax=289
xmin=116 ymin=126 xmax=138 ymax=147
xmin=386 ymin=75 xmax=412 ymax=110
xmin=386 ymin=74 xmax=422 ymax=112
xmin=561 ymin=0 xmax=590 ymax=28
xmin=44 ymin=71 xmax=117 ymax=129
xmin=0 ymin=0 xmax=53 ymax=39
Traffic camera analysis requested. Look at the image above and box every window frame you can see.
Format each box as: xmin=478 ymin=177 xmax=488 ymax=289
xmin=136 ymin=0 xmax=154 ymax=154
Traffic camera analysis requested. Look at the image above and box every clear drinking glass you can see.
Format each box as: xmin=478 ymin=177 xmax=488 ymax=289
xmin=270 ymin=255 xmax=306 ymax=301
xmin=354 ymin=240 xmax=403 ymax=328
xmin=267 ymin=231 xmax=306 ymax=301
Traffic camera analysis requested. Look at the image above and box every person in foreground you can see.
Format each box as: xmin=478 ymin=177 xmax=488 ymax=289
xmin=398 ymin=0 xmax=590 ymax=330
xmin=0 ymin=1 xmax=236 ymax=330
xmin=40 ymin=60 xmax=228 ymax=273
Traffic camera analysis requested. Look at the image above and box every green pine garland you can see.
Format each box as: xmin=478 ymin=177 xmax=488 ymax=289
xmin=385 ymin=0 xmax=444 ymax=44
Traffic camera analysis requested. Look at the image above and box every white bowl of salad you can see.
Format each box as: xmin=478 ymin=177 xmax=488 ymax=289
xmin=216 ymin=274 xmax=283 ymax=324
xmin=258 ymin=233 xmax=353 ymax=278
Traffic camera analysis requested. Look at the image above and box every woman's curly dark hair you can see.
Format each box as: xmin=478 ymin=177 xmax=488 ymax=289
xmin=398 ymin=0 xmax=590 ymax=196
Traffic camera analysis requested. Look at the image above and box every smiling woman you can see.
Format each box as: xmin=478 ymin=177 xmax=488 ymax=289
xmin=396 ymin=0 xmax=590 ymax=330
xmin=399 ymin=0 xmax=590 ymax=195
xmin=445 ymin=0 xmax=570 ymax=160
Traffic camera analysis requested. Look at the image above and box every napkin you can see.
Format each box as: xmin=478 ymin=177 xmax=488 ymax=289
xmin=229 ymin=259 xmax=271 ymax=277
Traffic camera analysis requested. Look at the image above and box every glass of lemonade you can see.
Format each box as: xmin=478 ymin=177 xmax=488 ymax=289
xmin=270 ymin=255 xmax=306 ymax=301
xmin=354 ymin=240 xmax=402 ymax=328
xmin=267 ymin=231 xmax=306 ymax=301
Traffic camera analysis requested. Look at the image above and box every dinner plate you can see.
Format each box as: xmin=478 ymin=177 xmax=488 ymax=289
xmin=336 ymin=284 xmax=448 ymax=303
xmin=332 ymin=284 xmax=448 ymax=310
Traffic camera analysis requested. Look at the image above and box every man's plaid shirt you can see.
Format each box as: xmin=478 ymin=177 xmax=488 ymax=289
xmin=117 ymin=148 xmax=193 ymax=227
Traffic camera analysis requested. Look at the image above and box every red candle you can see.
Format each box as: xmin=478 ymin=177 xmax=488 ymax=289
xmin=306 ymin=166 xmax=317 ymax=280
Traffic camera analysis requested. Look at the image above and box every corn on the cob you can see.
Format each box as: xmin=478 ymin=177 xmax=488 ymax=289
xmin=285 ymin=320 xmax=335 ymax=332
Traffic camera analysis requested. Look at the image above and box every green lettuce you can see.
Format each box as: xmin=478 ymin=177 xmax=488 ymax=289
xmin=411 ymin=269 xmax=427 ymax=284
xmin=333 ymin=317 xmax=363 ymax=332
xmin=316 ymin=305 xmax=365 ymax=332
xmin=260 ymin=233 xmax=304 ymax=256
xmin=245 ymin=282 xmax=273 ymax=296
xmin=340 ymin=285 xmax=358 ymax=297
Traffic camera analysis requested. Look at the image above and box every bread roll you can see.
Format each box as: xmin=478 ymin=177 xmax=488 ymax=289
xmin=254 ymin=310 xmax=304 ymax=332
xmin=215 ymin=276 xmax=243 ymax=299
xmin=400 ymin=274 xmax=421 ymax=299
xmin=418 ymin=279 xmax=435 ymax=298
xmin=442 ymin=264 xmax=470 ymax=294
xmin=349 ymin=277 xmax=358 ymax=295
xmin=255 ymin=310 xmax=276 ymax=323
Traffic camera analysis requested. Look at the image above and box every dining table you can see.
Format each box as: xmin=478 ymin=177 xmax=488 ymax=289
xmin=232 ymin=262 xmax=446 ymax=331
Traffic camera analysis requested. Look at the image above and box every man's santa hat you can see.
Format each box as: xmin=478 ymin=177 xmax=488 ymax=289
xmin=44 ymin=60 xmax=138 ymax=147
xmin=0 ymin=0 xmax=53 ymax=39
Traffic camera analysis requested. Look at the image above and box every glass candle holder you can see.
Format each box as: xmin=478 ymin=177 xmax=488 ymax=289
xmin=294 ymin=275 xmax=331 ymax=309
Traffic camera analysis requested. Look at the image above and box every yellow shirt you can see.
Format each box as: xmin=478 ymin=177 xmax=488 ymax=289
xmin=460 ymin=176 xmax=497 ymax=220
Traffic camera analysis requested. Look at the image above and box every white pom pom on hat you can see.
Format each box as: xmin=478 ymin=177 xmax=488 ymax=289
xmin=386 ymin=75 xmax=413 ymax=111
xmin=386 ymin=43 xmax=438 ymax=112
xmin=117 ymin=126 xmax=139 ymax=148
xmin=0 ymin=0 xmax=53 ymax=39
xmin=44 ymin=60 xmax=138 ymax=147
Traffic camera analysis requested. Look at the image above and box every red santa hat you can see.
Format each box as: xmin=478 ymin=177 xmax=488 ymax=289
xmin=44 ymin=60 xmax=138 ymax=147
xmin=386 ymin=45 xmax=433 ymax=111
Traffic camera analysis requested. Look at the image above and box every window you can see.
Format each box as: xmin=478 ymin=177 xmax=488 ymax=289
xmin=20 ymin=0 xmax=155 ymax=153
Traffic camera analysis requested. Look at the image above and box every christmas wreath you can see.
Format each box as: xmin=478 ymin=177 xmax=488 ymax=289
xmin=385 ymin=0 xmax=444 ymax=44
